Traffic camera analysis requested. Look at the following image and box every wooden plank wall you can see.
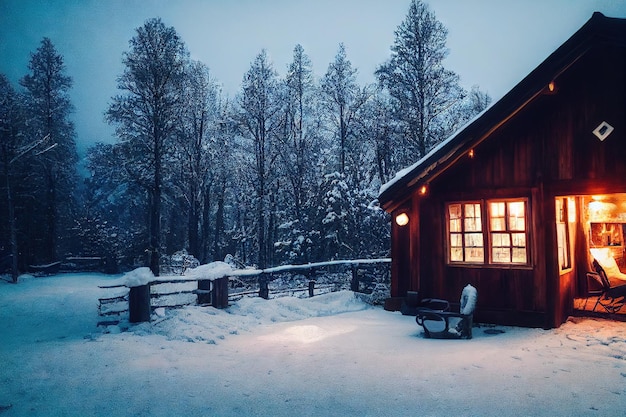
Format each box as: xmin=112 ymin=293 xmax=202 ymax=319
xmin=396 ymin=44 xmax=625 ymax=328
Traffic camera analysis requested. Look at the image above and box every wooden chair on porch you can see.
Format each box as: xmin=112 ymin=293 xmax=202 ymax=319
xmin=587 ymin=259 xmax=626 ymax=313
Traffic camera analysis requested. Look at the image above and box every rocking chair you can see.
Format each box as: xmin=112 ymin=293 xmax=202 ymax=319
xmin=416 ymin=284 xmax=477 ymax=339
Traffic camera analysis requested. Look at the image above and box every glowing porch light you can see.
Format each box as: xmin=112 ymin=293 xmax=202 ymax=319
xmin=419 ymin=185 xmax=427 ymax=195
xmin=468 ymin=149 xmax=475 ymax=158
xmin=548 ymin=81 xmax=556 ymax=92
xmin=395 ymin=212 xmax=409 ymax=226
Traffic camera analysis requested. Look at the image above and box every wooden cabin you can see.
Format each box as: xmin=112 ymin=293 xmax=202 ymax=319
xmin=378 ymin=13 xmax=626 ymax=329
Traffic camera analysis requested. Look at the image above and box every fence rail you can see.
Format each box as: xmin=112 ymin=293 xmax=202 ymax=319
xmin=98 ymin=258 xmax=390 ymax=325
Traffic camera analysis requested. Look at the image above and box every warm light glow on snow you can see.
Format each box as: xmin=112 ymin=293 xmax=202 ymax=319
xmin=260 ymin=324 xmax=357 ymax=344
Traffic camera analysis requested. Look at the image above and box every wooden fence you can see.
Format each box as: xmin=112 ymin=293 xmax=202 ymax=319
xmin=98 ymin=258 xmax=390 ymax=325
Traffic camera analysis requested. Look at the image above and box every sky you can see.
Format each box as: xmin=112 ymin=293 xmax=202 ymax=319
xmin=1 ymin=0 xmax=626 ymax=157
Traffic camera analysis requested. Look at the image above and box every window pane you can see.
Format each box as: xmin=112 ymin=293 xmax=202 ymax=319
xmin=492 ymin=247 xmax=510 ymax=263
xmin=492 ymin=233 xmax=510 ymax=247
xmin=466 ymin=232 xmax=483 ymax=247
xmin=511 ymin=233 xmax=526 ymax=247
xmin=512 ymin=248 xmax=527 ymax=263
xmin=449 ymin=204 xmax=461 ymax=220
xmin=490 ymin=202 xmax=505 ymax=217
xmin=509 ymin=217 xmax=525 ymax=231
xmin=450 ymin=218 xmax=461 ymax=232
xmin=450 ymin=248 xmax=463 ymax=262
xmin=450 ymin=233 xmax=463 ymax=247
xmin=490 ymin=217 xmax=505 ymax=231
xmin=465 ymin=218 xmax=479 ymax=231
xmin=508 ymin=201 xmax=525 ymax=231
xmin=465 ymin=248 xmax=484 ymax=262
xmin=508 ymin=201 xmax=524 ymax=217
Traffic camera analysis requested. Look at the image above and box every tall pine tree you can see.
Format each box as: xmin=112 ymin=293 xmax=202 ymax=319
xmin=376 ymin=0 xmax=464 ymax=168
xmin=20 ymin=38 xmax=78 ymax=265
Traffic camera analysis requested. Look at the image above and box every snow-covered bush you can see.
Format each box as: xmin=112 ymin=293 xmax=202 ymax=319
xmin=161 ymin=250 xmax=200 ymax=275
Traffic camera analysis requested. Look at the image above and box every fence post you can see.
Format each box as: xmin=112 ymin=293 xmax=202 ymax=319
xmin=259 ymin=274 xmax=269 ymax=299
xmin=212 ymin=276 xmax=229 ymax=308
xmin=350 ymin=265 xmax=359 ymax=292
xmin=197 ymin=279 xmax=211 ymax=305
xmin=129 ymin=284 xmax=151 ymax=323
xmin=308 ymin=280 xmax=315 ymax=297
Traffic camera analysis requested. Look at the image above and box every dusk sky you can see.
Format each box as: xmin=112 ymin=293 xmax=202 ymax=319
xmin=1 ymin=0 xmax=626 ymax=157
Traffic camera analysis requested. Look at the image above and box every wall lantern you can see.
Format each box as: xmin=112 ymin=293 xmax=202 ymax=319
xmin=419 ymin=185 xmax=428 ymax=195
xmin=468 ymin=149 xmax=475 ymax=158
xmin=395 ymin=212 xmax=409 ymax=226
xmin=548 ymin=81 xmax=556 ymax=92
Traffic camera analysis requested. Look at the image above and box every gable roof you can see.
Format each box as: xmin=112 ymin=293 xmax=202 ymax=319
xmin=379 ymin=12 xmax=626 ymax=212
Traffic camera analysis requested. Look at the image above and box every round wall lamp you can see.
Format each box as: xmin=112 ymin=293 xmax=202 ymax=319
xmin=395 ymin=212 xmax=409 ymax=226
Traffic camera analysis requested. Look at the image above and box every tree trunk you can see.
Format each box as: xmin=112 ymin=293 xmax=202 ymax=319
xmin=3 ymin=162 xmax=19 ymax=283
xmin=188 ymin=196 xmax=199 ymax=259
xmin=45 ymin=168 xmax=57 ymax=263
xmin=213 ymin=182 xmax=225 ymax=262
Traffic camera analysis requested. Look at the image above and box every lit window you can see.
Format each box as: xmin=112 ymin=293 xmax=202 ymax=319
xmin=489 ymin=200 xmax=527 ymax=264
xmin=448 ymin=202 xmax=484 ymax=263
xmin=446 ymin=199 xmax=530 ymax=266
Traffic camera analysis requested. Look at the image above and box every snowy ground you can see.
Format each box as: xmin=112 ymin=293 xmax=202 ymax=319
xmin=1 ymin=273 xmax=625 ymax=417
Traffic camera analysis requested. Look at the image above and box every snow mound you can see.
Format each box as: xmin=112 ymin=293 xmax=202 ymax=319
xmin=123 ymin=267 xmax=154 ymax=287
xmin=184 ymin=261 xmax=233 ymax=281
xmin=129 ymin=290 xmax=369 ymax=344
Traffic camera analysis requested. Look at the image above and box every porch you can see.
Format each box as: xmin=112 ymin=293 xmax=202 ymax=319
xmin=573 ymin=296 xmax=626 ymax=322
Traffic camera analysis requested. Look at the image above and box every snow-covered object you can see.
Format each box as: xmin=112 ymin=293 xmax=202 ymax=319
xmin=185 ymin=261 xmax=233 ymax=281
xmin=460 ymin=284 xmax=478 ymax=315
xmin=123 ymin=267 xmax=154 ymax=287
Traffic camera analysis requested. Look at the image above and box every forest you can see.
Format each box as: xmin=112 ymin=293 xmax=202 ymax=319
xmin=0 ymin=1 xmax=490 ymax=282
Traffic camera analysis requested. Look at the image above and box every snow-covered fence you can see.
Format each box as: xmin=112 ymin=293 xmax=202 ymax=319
xmin=98 ymin=258 xmax=391 ymax=324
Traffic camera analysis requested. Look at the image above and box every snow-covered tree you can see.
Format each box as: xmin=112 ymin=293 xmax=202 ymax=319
xmin=79 ymin=142 xmax=148 ymax=272
xmin=320 ymin=43 xmax=370 ymax=177
xmin=171 ymin=60 xmax=221 ymax=260
xmin=107 ymin=18 xmax=189 ymax=275
xmin=0 ymin=74 xmax=26 ymax=281
xmin=376 ymin=0 xmax=465 ymax=168
xmin=236 ymin=50 xmax=282 ymax=268
xmin=20 ymin=37 xmax=79 ymax=264
xmin=280 ymin=44 xmax=319 ymax=220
